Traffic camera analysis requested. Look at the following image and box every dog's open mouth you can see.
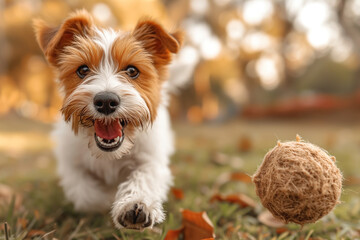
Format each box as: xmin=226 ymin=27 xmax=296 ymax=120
xmin=94 ymin=119 xmax=127 ymax=152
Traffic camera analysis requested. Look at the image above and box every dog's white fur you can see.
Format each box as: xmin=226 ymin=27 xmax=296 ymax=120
xmin=52 ymin=27 xmax=180 ymax=229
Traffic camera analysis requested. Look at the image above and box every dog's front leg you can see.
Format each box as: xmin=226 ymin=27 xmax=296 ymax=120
xmin=111 ymin=162 xmax=172 ymax=230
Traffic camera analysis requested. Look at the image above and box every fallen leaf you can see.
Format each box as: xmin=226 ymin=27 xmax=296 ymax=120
xmin=276 ymin=227 xmax=288 ymax=234
xmin=182 ymin=209 xmax=215 ymax=239
xmin=171 ymin=188 xmax=184 ymax=200
xmin=164 ymin=209 xmax=215 ymax=240
xmin=210 ymin=194 xmax=257 ymax=208
xmin=17 ymin=218 xmax=28 ymax=229
xmin=34 ymin=210 xmax=40 ymax=220
xmin=27 ymin=230 xmax=46 ymax=237
xmin=225 ymin=224 xmax=235 ymax=237
xmin=258 ymin=210 xmax=286 ymax=228
xmin=164 ymin=227 xmax=184 ymax=240
xmin=237 ymin=136 xmax=252 ymax=152
xmin=230 ymin=172 xmax=252 ymax=183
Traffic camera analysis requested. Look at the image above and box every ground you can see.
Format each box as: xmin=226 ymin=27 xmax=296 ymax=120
xmin=0 ymin=115 xmax=360 ymax=239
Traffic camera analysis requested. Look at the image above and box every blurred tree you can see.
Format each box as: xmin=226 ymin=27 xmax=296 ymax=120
xmin=0 ymin=0 xmax=359 ymax=123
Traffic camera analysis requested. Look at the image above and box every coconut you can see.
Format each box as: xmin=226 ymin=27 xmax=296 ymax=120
xmin=253 ymin=135 xmax=342 ymax=225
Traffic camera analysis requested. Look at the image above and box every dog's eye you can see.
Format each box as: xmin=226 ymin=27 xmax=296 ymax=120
xmin=76 ymin=65 xmax=90 ymax=79
xmin=125 ymin=65 xmax=140 ymax=79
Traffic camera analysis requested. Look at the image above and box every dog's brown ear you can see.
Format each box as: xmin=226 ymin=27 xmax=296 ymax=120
xmin=33 ymin=9 xmax=93 ymax=66
xmin=133 ymin=19 xmax=183 ymax=66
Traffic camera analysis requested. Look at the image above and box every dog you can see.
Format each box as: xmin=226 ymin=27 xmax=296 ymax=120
xmin=34 ymin=9 xmax=183 ymax=230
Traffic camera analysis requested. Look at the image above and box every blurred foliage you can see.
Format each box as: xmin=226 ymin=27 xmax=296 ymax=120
xmin=0 ymin=0 xmax=360 ymax=123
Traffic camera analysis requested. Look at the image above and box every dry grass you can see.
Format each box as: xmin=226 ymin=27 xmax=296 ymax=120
xmin=0 ymin=115 xmax=360 ymax=239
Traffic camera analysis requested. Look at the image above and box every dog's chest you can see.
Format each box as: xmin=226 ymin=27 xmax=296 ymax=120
xmin=84 ymin=155 xmax=135 ymax=186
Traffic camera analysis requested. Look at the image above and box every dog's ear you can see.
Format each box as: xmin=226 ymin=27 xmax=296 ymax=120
xmin=33 ymin=9 xmax=93 ymax=66
xmin=133 ymin=19 xmax=183 ymax=66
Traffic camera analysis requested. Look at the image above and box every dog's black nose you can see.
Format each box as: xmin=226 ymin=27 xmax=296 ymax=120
xmin=93 ymin=92 xmax=120 ymax=115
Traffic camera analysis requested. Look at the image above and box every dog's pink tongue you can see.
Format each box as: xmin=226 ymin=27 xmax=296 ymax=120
xmin=94 ymin=119 xmax=122 ymax=140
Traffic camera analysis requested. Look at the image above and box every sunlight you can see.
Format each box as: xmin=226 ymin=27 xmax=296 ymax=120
xmin=200 ymin=35 xmax=222 ymax=60
xmin=178 ymin=46 xmax=200 ymax=65
xmin=295 ymin=1 xmax=331 ymax=31
xmin=285 ymin=0 xmax=305 ymax=18
xmin=186 ymin=21 xmax=212 ymax=46
xmin=190 ymin=0 xmax=209 ymax=15
xmin=255 ymin=55 xmax=281 ymax=90
xmin=226 ymin=19 xmax=245 ymax=40
xmin=242 ymin=32 xmax=272 ymax=52
xmin=307 ymin=26 xmax=333 ymax=50
xmin=224 ymin=78 xmax=248 ymax=104
xmin=242 ymin=0 xmax=274 ymax=25
xmin=92 ymin=3 xmax=112 ymax=23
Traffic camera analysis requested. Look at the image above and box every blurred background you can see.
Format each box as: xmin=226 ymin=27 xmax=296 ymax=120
xmin=1 ymin=0 xmax=360 ymax=123
xmin=1 ymin=0 xmax=360 ymax=238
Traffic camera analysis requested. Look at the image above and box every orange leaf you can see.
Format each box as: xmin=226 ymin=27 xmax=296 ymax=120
xmin=258 ymin=210 xmax=286 ymax=228
xmin=237 ymin=136 xmax=252 ymax=152
xmin=226 ymin=225 xmax=235 ymax=237
xmin=164 ymin=209 xmax=215 ymax=240
xmin=276 ymin=227 xmax=288 ymax=234
xmin=171 ymin=188 xmax=184 ymax=200
xmin=34 ymin=210 xmax=40 ymax=220
xmin=17 ymin=218 xmax=28 ymax=229
xmin=210 ymin=194 xmax=256 ymax=208
xmin=164 ymin=227 xmax=184 ymax=240
xmin=230 ymin=172 xmax=252 ymax=183
xmin=27 ymin=230 xmax=46 ymax=237
xmin=182 ymin=209 xmax=215 ymax=240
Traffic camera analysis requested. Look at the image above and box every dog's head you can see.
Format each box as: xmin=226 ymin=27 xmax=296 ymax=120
xmin=34 ymin=10 xmax=182 ymax=157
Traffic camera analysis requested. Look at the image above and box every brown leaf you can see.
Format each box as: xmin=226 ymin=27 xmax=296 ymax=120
xmin=182 ymin=209 xmax=215 ymax=240
xmin=164 ymin=209 xmax=215 ymax=240
xmin=17 ymin=218 xmax=28 ymax=229
xmin=225 ymin=224 xmax=235 ymax=237
xmin=171 ymin=188 xmax=184 ymax=200
xmin=210 ymin=194 xmax=257 ymax=208
xmin=230 ymin=172 xmax=252 ymax=183
xmin=164 ymin=227 xmax=184 ymax=240
xmin=276 ymin=227 xmax=288 ymax=234
xmin=27 ymin=229 xmax=46 ymax=237
xmin=34 ymin=210 xmax=40 ymax=220
xmin=237 ymin=136 xmax=252 ymax=152
xmin=258 ymin=210 xmax=286 ymax=228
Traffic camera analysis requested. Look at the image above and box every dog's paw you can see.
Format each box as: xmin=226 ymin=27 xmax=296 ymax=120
xmin=117 ymin=203 xmax=152 ymax=230
xmin=113 ymin=201 xmax=165 ymax=230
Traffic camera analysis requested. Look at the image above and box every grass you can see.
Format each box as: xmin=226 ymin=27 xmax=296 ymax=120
xmin=0 ymin=115 xmax=360 ymax=239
